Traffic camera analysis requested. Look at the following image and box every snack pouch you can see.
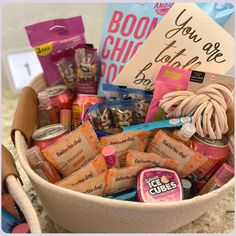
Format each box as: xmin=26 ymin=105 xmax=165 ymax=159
xmin=100 ymin=131 xmax=150 ymax=167
xmin=42 ymin=121 xmax=100 ymax=177
xmin=108 ymin=99 xmax=136 ymax=129
xmin=126 ymin=150 xmax=180 ymax=170
xmin=88 ymin=102 xmax=113 ymax=131
xmin=147 ymin=130 xmax=208 ymax=178
xmin=102 ymin=84 xmax=128 ymax=100
xmin=75 ymin=45 xmax=98 ymax=94
xmin=25 ymin=16 xmax=86 ymax=86
xmin=52 ymin=49 xmax=78 ymax=94
xmin=104 ymin=165 xmax=145 ymax=195
xmin=63 ymin=172 xmax=107 ymax=196
xmin=145 ymin=65 xmax=190 ymax=122
xmin=98 ymin=2 xmax=174 ymax=95
xmin=56 ymin=154 xmax=107 ymax=187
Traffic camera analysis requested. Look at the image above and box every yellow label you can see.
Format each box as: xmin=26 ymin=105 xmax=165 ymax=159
xmin=34 ymin=43 xmax=53 ymax=56
xmin=163 ymin=69 xmax=182 ymax=80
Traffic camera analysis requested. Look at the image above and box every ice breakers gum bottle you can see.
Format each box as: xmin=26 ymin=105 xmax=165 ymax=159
xmin=25 ymin=146 xmax=61 ymax=183
xmin=37 ymin=91 xmax=59 ymax=128
xmin=172 ymin=123 xmax=196 ymax=147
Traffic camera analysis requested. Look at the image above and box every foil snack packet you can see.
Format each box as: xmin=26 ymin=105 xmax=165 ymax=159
xmin=25 ymin=16 xmax=86 ymax=86
xmin=100 ymin=131 xmax=150 ymax=167
xmin=147 ymin=130 xmax=208 ymax=178
xmin=42 ymin=121 xmax=100 ymax=177
xmin=56 ymin=154 xmax=107 ymax=187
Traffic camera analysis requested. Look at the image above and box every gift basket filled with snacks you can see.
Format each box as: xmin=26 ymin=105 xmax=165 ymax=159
xmin=11 ymin=2 xmax=234 ymax=233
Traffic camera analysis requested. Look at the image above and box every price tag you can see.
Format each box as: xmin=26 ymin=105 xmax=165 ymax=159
xmin=4 ymin=49 xmax=43 ymax=93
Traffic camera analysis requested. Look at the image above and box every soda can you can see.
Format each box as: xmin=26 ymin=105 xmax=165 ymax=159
xmin=32 ymin=124 xmax=68 ymax=150
xmin=189 ymin=134 xmax=229 ymax=194
xmin=44 ymin=85 xmax=73 ymax=110
xmin=72 ymin=94 xmax=104 ymax=129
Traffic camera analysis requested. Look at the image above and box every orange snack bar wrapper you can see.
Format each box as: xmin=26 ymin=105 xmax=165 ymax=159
xmin=147 ymin=130 xmax=208 ymax=178
xmin=42 ymin=121 xmax=100 ymax=177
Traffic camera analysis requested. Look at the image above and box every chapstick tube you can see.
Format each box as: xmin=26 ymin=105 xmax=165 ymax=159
xmin=199 ymin=163 xmax=234 ymax=195
xmin=102 ymin=145 xmax=119 ymax=168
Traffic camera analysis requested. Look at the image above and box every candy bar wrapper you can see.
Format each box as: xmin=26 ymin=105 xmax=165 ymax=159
xmin=125 ymin=150 xmax=180 ymax=170
xmin=100 ymin=131 xmax=150 ymax=167
xmin=104 ymin=165 xmax=145 ymax=195
xmin=75 ymin=45 xmax=98 ymax=94
xmin=147 ymin=130 xmax=208 ymax=178
xmin=63 ymin=172 xmax=107 ymax=196
xmin=56 ymin=154 xmax=107 ymax=187
xmin=42 ymin=121 xmax=100 ymax=177
xmin=25 ymin=16 xmax=86 ymax=86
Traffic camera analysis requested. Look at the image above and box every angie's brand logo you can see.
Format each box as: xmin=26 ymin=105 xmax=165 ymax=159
xmin=146 ymin=175 xmax=177 ymax=195
xmin=154 ymin=3 xmax=174 ymax=16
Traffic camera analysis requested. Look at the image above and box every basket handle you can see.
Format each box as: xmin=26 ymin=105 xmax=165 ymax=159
xmin=2 ymin=144 xmax=23 ymax=194
xmin=11 ymin=86 xmax=39 ymax=147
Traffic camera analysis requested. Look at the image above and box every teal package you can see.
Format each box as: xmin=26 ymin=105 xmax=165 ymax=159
xmin=2 ymin=208 xmax=21 ymax=233
xmin=105 ymin=188 xmax=137 ymax=201
xmin=123 ymin=116 xmax=192 ymax=132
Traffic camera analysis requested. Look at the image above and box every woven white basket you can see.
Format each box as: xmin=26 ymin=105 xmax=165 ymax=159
xmin=14 ymin=74 xmax=234 ymax=233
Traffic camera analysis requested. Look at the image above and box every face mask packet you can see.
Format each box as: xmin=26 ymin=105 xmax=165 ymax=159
xmin=147 ymin=130 xmax=208 ymax=178
xmin=102 ymin=84 xmax=128 ymax=100
xmin=88 ymin=102 xmax=113 ymax=131
xmin=107 ymin=99 xmax=136 ymax=129
xmin=42 ymin=121 xmax=101 ymax=177
xmin=127 ymin=88 xmax=153 ymax=124
xmin=52 ymin=49 xmax=78 ymax=94
xmin=74 ymin=45 xmax=98 ymax=94
xmin=62 ymin=172 xmax=107 ymax=196
xmin=100 ymin=131 xmax=150 ymax=167
xmin=56 ymin=154 xmax=107 ymax=188
xmin=25 ymin=16 xmax=86 ymax=86
xmin=126 ymin=150 xmax=180 ymax=170
xmin=104 ymin=165 xmax=145 ymax=195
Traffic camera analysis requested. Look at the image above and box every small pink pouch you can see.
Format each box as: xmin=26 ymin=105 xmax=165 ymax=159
xmin=25 ymin=16 xmax=86 ymax=86
xmin=145 ymin=65 xmax=190 ymax=122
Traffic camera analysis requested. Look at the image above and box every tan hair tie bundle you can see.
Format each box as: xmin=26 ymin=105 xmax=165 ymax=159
xmin=159 ymin=84 xmax=233 ymax=140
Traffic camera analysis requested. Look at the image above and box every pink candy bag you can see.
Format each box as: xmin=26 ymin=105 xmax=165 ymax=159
xmin=145 ymin=65 xmax=190 ymax=122
xmin=25 ymin=16 xmax=86 ymax=86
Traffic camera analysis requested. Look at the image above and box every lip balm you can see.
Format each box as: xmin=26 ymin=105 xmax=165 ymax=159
xmin=137 ymin=167 xmax=183 ymax=202
xmin=102 ymin=145 xmax=119 ymax=168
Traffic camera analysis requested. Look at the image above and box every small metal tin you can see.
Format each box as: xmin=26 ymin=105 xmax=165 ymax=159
xmin=44 ymin=85 xmax=73 ymax=110
xmin=190 ymin=134 xmax=229 ymax=193
xmin=32 ymin=124 xmax=68 ymax=150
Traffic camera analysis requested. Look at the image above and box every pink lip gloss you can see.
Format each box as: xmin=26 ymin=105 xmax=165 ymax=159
xmin=102 ymin=145 xmax=119 ymax=168
xmin=199 ymin=163 xmax=234 ymax=195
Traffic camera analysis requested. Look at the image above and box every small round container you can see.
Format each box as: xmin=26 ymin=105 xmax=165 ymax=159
xmin=12 ymin=223 xmax=30 ymax=233
xmin=190 ymin=134 xmax=229 ymax=192
xmin=32 ymin=124 xmax=68 ymax=150
xmin=44 ymin=85 xmax=73 ymax=110
xmin=102 ymin=145 xmax=119 ymax=168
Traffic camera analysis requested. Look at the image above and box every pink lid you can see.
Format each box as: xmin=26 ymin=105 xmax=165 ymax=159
xmin=12 ymin=223 xmax=30 ymax=233
xmin=214 ymin=163 xmax=234 ymax=185
xmin=102 ymin=145 xmax=115 ymax=157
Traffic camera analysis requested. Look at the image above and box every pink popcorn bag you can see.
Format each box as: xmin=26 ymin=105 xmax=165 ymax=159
xmin=25 ymin=16 xmax=86 ymax=86
xmin=145 ymin=65 xmax=191 ymax=122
